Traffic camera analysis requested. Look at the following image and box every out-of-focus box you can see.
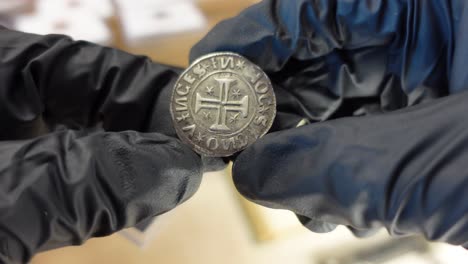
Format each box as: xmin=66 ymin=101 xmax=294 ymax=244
xmin=115 ymin=0 xmax=206 ymax=45
xmin=13 ymin=0 xmax=112 ymax=44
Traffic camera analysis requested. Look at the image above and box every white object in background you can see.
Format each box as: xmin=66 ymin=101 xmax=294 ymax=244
xmin=32 ymin=0 xmax=113 ymax=19
xmin=69 ymin=0 xmax=113 ymax=19
xmin=116 ymin=0 xmax=196 ymax=12
xmin=0 ymin=0 xmax=33 ymax=14
xmin=116 ymin=0 xmax=206 ymax=44
xmin=14 ymin=0 xmax=112 ymax=44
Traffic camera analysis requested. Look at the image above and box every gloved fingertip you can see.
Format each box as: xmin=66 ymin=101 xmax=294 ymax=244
xmin=0 ymin=229 xmax=28 ymax=264
xmin=232 ymin=129 xmax=311 ymax=201
xmin=347 ymin=226 xmax=381 ymax=238
xmin=297 ymin=215 xmax=337 ymax=233
xmin=93 ymin=131 xmax=203 ymax=211
xmin=231 ymin=143 xmax=262 ymax=200
xmin=132 ymin=132 xmax=204 ymax=203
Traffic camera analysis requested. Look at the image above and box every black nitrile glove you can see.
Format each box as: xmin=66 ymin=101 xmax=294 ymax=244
xmin=191 ymin=0 xmax=468 ymax=246
xmin=0 ymin=29 xmax=202 ymax=263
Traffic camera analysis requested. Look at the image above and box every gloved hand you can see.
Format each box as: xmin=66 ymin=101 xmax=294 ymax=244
xmin=191 ymin=0 xmax=468 ymax=247
xmin=0 ymin=29 xmax=202 ymax=263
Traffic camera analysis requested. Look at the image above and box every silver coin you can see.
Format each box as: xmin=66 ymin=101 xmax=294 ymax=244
xmin=170 ymin=52 xmax=276 ymax=157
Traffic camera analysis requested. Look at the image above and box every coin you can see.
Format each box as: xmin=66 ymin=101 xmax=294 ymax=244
xmin=170 ymin=52 xmax=276 ymax=157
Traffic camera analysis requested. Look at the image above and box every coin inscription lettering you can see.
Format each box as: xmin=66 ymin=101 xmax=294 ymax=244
xmin=170 ymin=52 xmax=276 ymax=157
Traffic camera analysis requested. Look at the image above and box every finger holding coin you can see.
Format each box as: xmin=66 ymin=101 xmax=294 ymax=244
xmin=170 ymin=52 xmax=276 ymax=157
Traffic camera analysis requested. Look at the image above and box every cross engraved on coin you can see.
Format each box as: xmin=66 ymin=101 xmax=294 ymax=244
xmin=195 ymin=77 xmax=249 ymax=131
xmin=170 ymin=52 xmax=276 ymax=157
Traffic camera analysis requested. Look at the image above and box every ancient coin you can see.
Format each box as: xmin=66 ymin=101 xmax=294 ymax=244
xmin=170 ymin=52 xmax=276 ymax=157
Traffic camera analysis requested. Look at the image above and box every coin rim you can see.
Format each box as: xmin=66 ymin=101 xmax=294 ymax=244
xmin=170 ymin=52 xmax=277 ymax=157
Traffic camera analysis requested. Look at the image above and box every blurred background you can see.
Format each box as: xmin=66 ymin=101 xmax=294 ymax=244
xmin=1 ymin=1 xmax=467 ymax=263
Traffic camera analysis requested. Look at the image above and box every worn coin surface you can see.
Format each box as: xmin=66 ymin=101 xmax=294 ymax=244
xmin=170 ymin=52 xmax=276 ymax=157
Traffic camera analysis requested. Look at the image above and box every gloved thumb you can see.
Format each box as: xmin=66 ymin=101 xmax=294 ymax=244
xmin=233 ymin=91 xmax=468 ymax=247
xmin=0 ymin=130 xmax=201 ymax=263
